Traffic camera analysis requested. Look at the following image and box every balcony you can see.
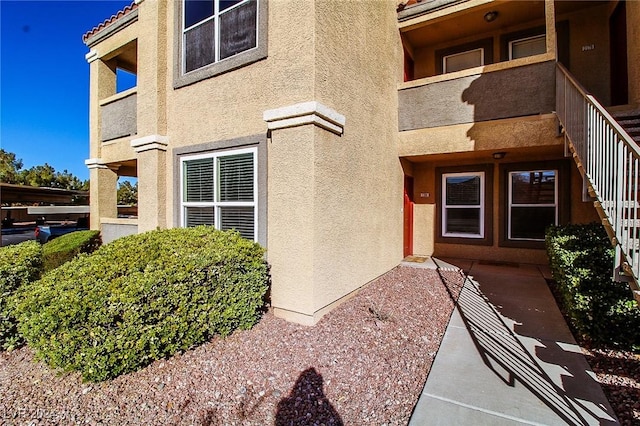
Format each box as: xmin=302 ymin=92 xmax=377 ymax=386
xmin=100 ymin=217 xmax=138 ymax=244
xmin=398 ymin=59 xmax=556 ymax=132
xmin=100 ymin=88 xmax=137 ymax=142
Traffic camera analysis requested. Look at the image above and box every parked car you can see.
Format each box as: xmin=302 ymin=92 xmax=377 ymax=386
xmin=35 ymin=217 xmax=89 ymax=243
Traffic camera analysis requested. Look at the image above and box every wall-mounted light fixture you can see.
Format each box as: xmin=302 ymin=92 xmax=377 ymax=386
xmin=484 ymin=11 xmax=498 ymax=22
xmin=492 ymin=152 xmax=506 ymax=160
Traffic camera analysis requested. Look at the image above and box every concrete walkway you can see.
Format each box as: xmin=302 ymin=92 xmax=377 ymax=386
xmin=408 ymin=258 xmax=619 ymax=426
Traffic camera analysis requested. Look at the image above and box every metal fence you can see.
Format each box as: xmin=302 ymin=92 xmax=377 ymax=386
xmin=556 ymin=62 xmax=640 ymax=285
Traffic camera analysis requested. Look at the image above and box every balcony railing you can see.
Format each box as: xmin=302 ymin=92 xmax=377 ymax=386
xmin=100 ymin=88 xmax=137 ymax=142
xmin=398 ymin=60 xmax=556 ymax=131
xmin=556 ymin=63 xmax=640 ymax=298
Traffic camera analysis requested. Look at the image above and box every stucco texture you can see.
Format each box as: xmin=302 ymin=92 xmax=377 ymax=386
xmin=268 ymin=0 xmax=404 ymax=323
xmin=309 ymin=0 xmax=404 ymax=316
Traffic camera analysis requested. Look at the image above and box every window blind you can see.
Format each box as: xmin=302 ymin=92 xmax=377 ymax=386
xmin=184 ymin=158 xmax=214 ymax=202
xmin=218 ymin=153 xmax=254 ymax=202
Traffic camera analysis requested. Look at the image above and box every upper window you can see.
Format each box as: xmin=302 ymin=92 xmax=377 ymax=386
xmin=443 ymin=48 xmax=484 ymax=73
xmin=182 ymin=0 xmax=258 ymax=74
xmin=509 ymin=34 xmax=546 ymax=60
xmin=442 ymin=172 xmax=485 ymax=238
xmin=508 ymin=170 xmax=557 ymax=241
xmin=181 ymin=147 xmax=257 ymax=240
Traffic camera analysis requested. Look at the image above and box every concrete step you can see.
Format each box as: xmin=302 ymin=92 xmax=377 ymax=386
xmin=617 ymin=118 xmax=640 ymax=127
xmin=623 ymin=127 xmax=640 ymax=136
xmin=611 ymin=109 xmax=640 ymax=120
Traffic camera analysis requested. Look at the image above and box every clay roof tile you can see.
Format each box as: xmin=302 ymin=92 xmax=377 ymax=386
xmin=82 ymin=2 xmax=138 ymax=43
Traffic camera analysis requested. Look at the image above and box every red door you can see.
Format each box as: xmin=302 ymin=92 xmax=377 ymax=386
xmin=403 ymin=176 xmax=414 ymax=257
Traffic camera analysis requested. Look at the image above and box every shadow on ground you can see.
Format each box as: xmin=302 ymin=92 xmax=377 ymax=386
xmin=435 ymin=261 xmax=618 ymax=425
xmin=275 ymin=367 xmax=343 ymax=426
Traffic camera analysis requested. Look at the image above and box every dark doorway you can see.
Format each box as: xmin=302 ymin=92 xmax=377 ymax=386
xmin=610 ymin=1 xmax=628 ymax=106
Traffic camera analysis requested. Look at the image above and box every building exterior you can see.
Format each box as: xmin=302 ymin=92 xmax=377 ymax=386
xmin=83 ymin=0 xmax=640 ymax=324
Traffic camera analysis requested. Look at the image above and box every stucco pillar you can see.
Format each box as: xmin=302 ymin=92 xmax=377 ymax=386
xmin=85 ymin=159 xmax=118 ymax=230
xmin=87 ymin=54 xmax=116 ymax=159
xmin=544 ymin=0 xmax=557 ymax=58
xmin=264 ymin=102 xmax=346 ymax=325
xmin=626 ymin=1 xmax=640 ymax=106
xmin=131 ymin=135 xmax=167 ymax=233
xmin=135 ymin=0 xmax=167 ymax=137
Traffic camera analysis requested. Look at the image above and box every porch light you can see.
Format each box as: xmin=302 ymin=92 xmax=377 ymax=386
xmin=484 ymin=11 xmax=498 ymax=22
xmin=493 ymin=152 xmax=506 ymax=160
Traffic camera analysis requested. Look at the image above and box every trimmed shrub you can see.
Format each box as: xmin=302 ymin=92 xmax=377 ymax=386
xmin=0 ymin=241 xmax=43 ymax=351
xmin=43 ymin=230 xmax=101 ymax=271
xmin=16 ymin=226 xmax=269 ymax=381
xmin=546 ymin=223 xmax=640 ymax=350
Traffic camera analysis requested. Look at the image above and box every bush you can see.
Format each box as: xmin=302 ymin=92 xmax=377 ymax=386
xmin=0 ymin=241 xmax=43 ymax=351
xmin=16 ymin=227 xmax=269 ymax=381
xmin=546 ymin=223 xmax=640 ymax=350
xmin=42 ymin=230 xmax=101 ymax=272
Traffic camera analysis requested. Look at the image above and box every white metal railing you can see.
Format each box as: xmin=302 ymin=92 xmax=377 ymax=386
xmin=556 ymin=63 xmax=640 ymax=284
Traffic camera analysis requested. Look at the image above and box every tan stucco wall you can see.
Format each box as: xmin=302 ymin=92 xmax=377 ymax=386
xmin=557 ymin=2 xmax=611 ymax=105
xmin=267 ymin=125 xmax=317 ymax=320
xmin=399 ymin=114 xmax=560 ymax=157
xmin=162 ymin=0 xmax=317 ymax=228
xmin=166 ymin=0 xmax=315 ymax=151
xmin=307 ymin=0 xmax=404 ymax=314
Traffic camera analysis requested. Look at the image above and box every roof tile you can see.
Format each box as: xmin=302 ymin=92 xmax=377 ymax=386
xmin=82 ymin=2 xmax=138 ymax=43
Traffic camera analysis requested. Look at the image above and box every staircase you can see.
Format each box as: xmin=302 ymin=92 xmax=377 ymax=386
xmin=556 ymin=63 xmax=640 ymax=303
xmin=612 ymin=109 xmax=640 ymax=143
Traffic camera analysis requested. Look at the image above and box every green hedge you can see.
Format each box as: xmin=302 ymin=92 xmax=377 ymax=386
xmin=43 ymin=230 xmax=101 ymax=272
xmin=546 ymin=223 xmax=640 ymax=350
xmin=0 ymin=241 xmax=43 ymax=351
xmin=16 ymin=226 xmax=269 ymax=381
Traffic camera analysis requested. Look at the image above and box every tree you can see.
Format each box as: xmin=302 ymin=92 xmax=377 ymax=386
xmin=54 ymin=170 xmax=89 ymax=191
xmin=19 ymin=164 xmax=56 ymax=187
xmin=117 ymin=180 xmax=138 ymax=205
xmin=0 ymin=149 xmax=24 ymax=184
xmin=0 ymin=149 xmax=89 ymax=191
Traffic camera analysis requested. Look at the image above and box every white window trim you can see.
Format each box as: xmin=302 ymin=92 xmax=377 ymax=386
xmin=180 ymin=146 xmax=258 ymax=241
xmin=442 ymin=48 xmax=484 ymax=74
xmin=442 ymin=171 xmax=485 ymax=239
xmin=507 ymin=169 xmax=558 ymax=241
xmin=181 ymin=0 xmax=260 ymax=75
xmin=508 ymin=34 xmax=546 ymax=60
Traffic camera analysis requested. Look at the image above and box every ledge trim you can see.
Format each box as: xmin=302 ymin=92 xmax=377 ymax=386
xmin=263 ymin=101 xmax=345 ymax=136
xmin=131 ymin=134 xmax=169 ymax=153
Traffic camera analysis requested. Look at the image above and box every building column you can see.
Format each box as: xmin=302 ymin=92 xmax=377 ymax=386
xmin=85 ymin=158 xmax=118 ymax=230
xmin=131 ymin=135 xmax=168 ymax=233
xmin=263 ymin=101 xmax=345 ymax=325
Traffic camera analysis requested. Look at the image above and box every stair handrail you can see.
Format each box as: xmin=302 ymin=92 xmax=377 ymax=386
xmin=556 ymin=62 xmax=640 ymax=285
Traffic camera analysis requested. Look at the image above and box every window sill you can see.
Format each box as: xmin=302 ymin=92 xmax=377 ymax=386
xmin=173 ymin=45 xmax=267 ymax=89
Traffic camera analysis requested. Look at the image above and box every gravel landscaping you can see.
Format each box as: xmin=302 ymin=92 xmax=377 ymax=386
xmin=0 ymin=266 xmax=464 ymax=425
xmin=582 ymin=347 xmax=640 ymax=426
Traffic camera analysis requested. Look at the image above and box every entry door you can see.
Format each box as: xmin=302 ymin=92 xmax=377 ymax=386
xmin=403 ymin=176 xmax=414 ymax=257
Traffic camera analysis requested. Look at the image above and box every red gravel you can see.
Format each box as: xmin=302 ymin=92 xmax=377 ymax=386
xmin=0 ymin=266 xmax=463 ymax=425
xmin=582 ymin=347 xmax=640 ymax=426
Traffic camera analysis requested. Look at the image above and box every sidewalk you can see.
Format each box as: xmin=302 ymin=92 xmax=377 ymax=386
xmin=409 ymin=258 xmax=619 ymax=425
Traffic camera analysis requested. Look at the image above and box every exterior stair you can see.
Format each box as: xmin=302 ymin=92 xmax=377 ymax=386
xmin=556 ymin=63 xmax=640 ymax=303
xmin=611 ymin=109 xmax=640 ymax=144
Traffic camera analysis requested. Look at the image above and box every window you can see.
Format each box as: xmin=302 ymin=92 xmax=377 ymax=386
xmin=443 ymin=48 xmax=484 ymax=73
xmin=442 ymin=172 xmax=485 ymax=238
xmin=181 ymin=147 xmax=257 ymax=240
xmin=182 ymin=0 xmax=258 ymax=74
xmin=509 ymin=34 xmax=546 ymax=60
xmin=508 ymin=170 xmax=557 ymax=241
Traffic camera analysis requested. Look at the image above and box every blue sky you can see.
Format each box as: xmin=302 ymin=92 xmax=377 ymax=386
xmin=1 ymin=0 xmax=132 ymax=181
